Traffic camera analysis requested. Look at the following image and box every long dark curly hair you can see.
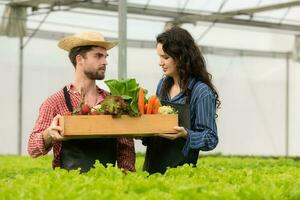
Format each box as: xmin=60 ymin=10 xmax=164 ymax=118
xmin=157 ymin=26 xmax=220 ymax=109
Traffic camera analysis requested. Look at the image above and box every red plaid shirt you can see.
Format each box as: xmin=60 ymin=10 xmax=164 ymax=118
xmin=28 ymin=84 xmax=135 ymax=171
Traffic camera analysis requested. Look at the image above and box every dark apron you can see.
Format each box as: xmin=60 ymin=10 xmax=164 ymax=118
xmin=60 ymin=86 xmax=117 ymax=173
xmin=143 ymin=83 xmax=199 ymax=174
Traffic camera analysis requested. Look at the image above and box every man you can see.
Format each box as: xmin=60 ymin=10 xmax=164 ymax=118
xmin=28 ymin=32 xmax=135 ymax=173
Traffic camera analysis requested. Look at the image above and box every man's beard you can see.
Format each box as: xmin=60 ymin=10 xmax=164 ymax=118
xmin=84 ymin=69 xmax=105 ymax=80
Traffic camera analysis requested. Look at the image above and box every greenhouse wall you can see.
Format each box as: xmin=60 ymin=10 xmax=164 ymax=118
xmin=0 ymin=36 xmax=299 ymax=156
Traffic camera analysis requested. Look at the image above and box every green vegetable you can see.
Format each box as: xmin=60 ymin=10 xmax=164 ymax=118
xmin=1 ymin=155 xmax=300 ymax=199
xmin=100 ymin=95 xmax=129 ymax=117
xmin=104 ymin=79 xmax=141 ymax=116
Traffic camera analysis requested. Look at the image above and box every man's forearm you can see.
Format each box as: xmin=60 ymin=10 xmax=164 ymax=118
xmin=42 ymin=128 xmax=53 ymax=150
xmin=28 ymin=130 xmax=51 ymax=157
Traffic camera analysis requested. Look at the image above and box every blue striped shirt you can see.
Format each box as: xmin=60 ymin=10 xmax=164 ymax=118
xmin=156 ymin=78 xmax=218 ymax=156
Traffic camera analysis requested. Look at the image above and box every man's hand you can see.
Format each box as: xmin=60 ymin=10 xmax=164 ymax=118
xmin=43 ymin=115 xmax=64 ymax=148
xmin=157 ymin=126 xmax=187 ymax=140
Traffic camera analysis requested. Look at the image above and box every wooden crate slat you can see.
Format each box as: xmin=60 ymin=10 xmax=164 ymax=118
xmin=59 ymin=114 xmax=178 ymax=137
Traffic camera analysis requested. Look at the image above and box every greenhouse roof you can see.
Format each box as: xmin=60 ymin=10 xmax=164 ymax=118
xmin=1 ymin=0 xmax=300 ymax=53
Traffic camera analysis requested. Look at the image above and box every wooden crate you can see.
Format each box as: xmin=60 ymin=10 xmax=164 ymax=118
xmin=59 ymin=114 xmax=178 ymax=138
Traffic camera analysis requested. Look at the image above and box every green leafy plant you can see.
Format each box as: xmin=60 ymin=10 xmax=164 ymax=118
xmin=99 ymin=95 xmax=129 ymax=117
xmin=1 ymin=155 xmax=300 ymax=199
xmin=104 ymin=79 xmax=143 ymax=116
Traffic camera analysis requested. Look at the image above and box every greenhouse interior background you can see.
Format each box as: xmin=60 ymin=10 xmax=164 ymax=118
xmin=0 ymin=0 xmax=300 ymax=157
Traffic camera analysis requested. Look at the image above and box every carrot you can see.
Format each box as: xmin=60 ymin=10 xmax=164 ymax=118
xmin=138 ymin=87 xmax=145 ymax=114
xmin=144 ymin=103 xmax=148 ymax=114
xmin=152 ymin=98 xmax=161 ymax=114
xmin=146 ymin=96 xmax=157 ymax=114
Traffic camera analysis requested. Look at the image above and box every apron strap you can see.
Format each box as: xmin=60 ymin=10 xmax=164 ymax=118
xmin=185 ymin=80 xmax=197 ymax=104
xmin=63 ymin=86 xmax=73 ymax=113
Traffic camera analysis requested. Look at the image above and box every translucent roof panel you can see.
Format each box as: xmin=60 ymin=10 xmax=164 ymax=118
xmin=221 ymin=0 xmax=259 ymax=12
xmin=254 ymin=8 xmax=291 ymax=22
xmin=260 ymin=0 xmax=287 ymax=6
xmin=27 ymin=10 xmax=119 ymax=37
xmin=26 ymin=9 xmax=167 ymax=41
xmin=1 ymin=0 xmax=300 ymax=53
xmin=185 ymin=0 xmax=226 ymax=12
xmin=127 ymin=0 xmax=148 ymax=5
xmin=182 ymin=23 xmax=294 ymax=52
xmin=285 ymin=6 xmax=300 ymax=21
xmin=135 ymin=0 xmax=191 ymax=10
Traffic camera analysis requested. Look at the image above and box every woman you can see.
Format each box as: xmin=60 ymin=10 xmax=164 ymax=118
xmin=143 ymin=26 xmax=220 ymax=174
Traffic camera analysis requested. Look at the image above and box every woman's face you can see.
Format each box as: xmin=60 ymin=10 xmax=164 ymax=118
xmin=156 ymin=43 xmax=178 ymax=78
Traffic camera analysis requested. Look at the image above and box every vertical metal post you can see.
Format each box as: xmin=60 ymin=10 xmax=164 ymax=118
xmin=118 ymin=0 xmax=127 ymax=79
xmin=18 ymin=37 xmax=23 ymax=155
xmin=285 ymin=54 xmax=290 ymax=157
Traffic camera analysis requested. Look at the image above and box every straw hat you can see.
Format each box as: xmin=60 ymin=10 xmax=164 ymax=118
xmin=58 ymin=32 xmax=118 ymax=51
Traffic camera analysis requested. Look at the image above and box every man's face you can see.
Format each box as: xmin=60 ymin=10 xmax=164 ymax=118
xmin=80 ymin=46 xmax=108 ymax=80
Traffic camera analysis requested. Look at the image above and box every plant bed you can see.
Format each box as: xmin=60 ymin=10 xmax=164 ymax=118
xmin=59 ymin=114 xmax=178 ymax=138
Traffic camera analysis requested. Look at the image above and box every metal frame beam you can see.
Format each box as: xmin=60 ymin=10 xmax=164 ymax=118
xmin=8 ymin=0 xmax=76 ymax=7
xmin=64 ymin=1 xmax=300 ymax=33
xmin=118 ymin=0 xmax=127 ymax=79
xmin=222 ymin=0 xmax=300 ymax=15
xmin=176 ymin=0 xmax=300 ymax=22
xmin=27 ymin=28 xmax=291 ymax=59
xmin=5 ymin=1 xmax=300 ymax=33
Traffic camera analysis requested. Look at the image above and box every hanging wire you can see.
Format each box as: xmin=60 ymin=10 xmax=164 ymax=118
xmin=196 ymin=0 xmax=229 ymax=43
xmin=22 ymin=7 xmax=53 ymax=48
xmin=179 ymin=0 xmax=190 ymax=13
xmin=279 ymin=7 xmax=291 ymax=24
xmin=28 ymin=8 xmax=167 ymax=23
xmin=251 ymin=0 xmax=291 ymax=25
xmin=256 ymin=0 xmax=263 ymax=7
xmin=144 ymin=0 xmax=152 ymax=10
xmin=248 ymin=0 xmax=263 ymax=21
xmin=1 ymin=15 xmax=117 ymax=33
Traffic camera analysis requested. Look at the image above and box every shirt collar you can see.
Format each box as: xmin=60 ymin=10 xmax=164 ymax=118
xmin=66 ymin=83 xmax=105 ymax=95
xmin=187 ymin=77 xmax=197 ymax=90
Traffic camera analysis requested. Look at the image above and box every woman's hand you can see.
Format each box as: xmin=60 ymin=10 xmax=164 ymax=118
xmin=157 ymin=126 xmax=187 ymax=140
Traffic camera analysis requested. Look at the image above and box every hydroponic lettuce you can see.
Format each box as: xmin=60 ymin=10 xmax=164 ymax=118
xmin=95 ymin=95 xmax=129 ymax=117
xmin=104 ymin=79 xmax=143 ymax=116
xmin=1 ymin=156 xmax=300 ymax=199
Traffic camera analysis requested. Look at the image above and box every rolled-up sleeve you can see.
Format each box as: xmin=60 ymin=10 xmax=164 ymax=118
xmin=183 ymin=92 xmax=218 ymax=156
